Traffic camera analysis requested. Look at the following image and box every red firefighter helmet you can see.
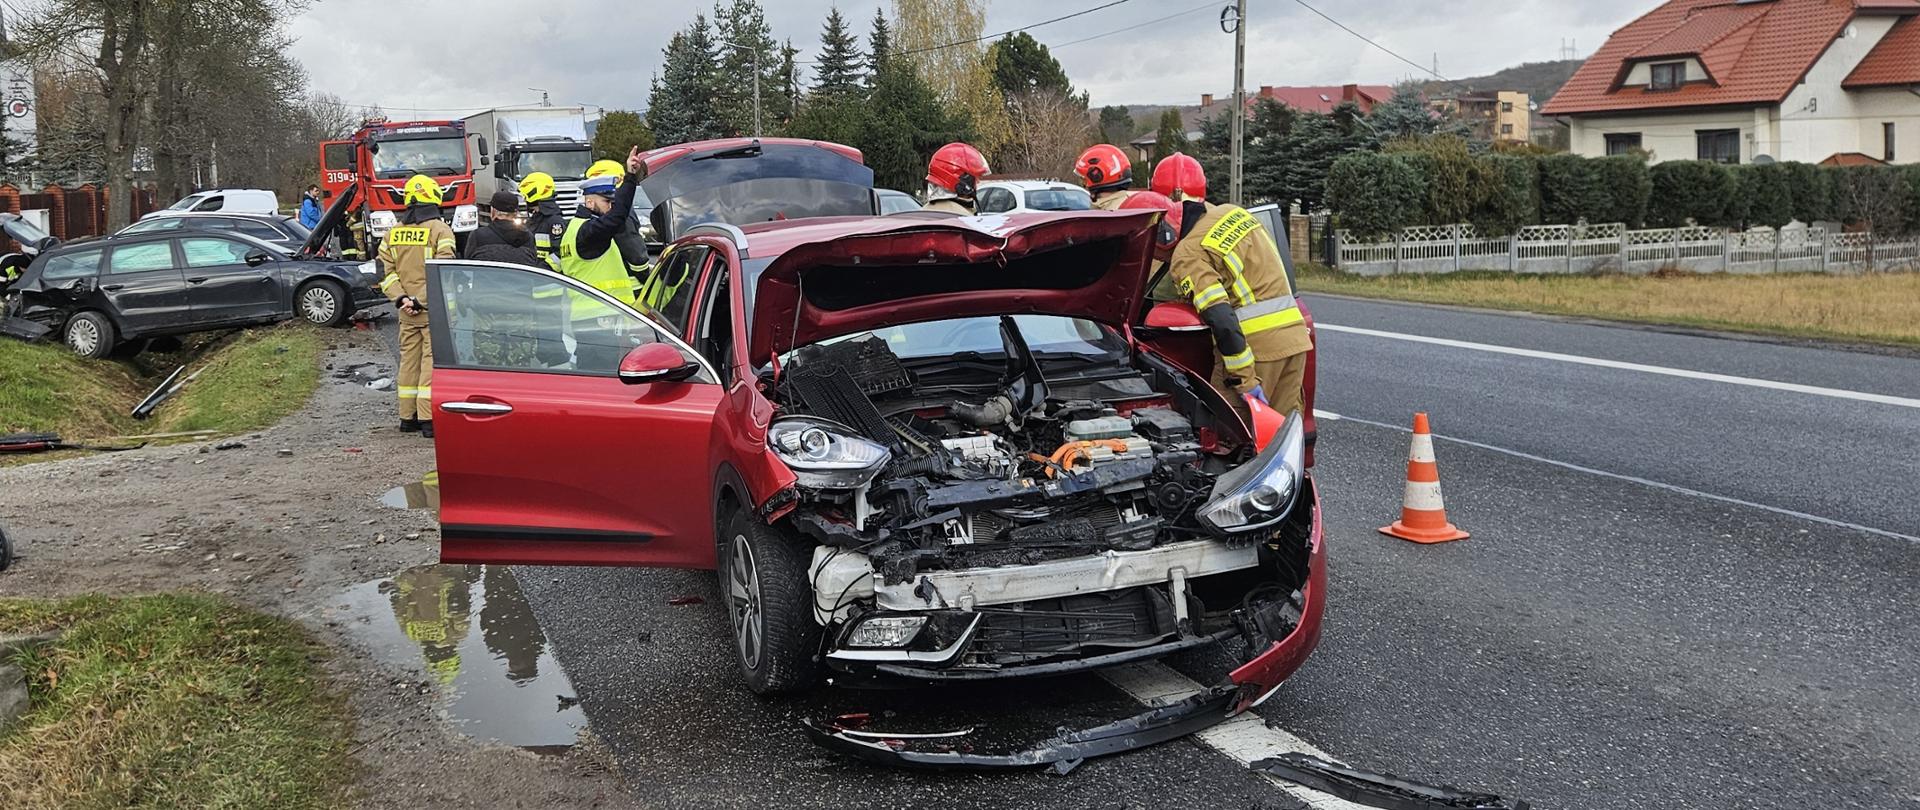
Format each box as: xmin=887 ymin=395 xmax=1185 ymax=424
xmin=927 ymin=142 xmax=990 ymax=197
xmin=1119 ymin=191 xmax=1182 ymax=261
xmin=1074 ymin=144 xmax=1133 ymax=193
xmin=1151 ymin=152 xmax=1207 ymax=201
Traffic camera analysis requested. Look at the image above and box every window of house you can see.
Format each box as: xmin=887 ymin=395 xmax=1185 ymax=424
xmin=1885 ymin=122 xmax=1896 ymax=162
xmin=1501 ymin=101 xmax=1514 ymax=113
xmin=1501 ymin=123 xmax=1514 ymax=135
xmin=1696 ymin=129 xmax=1740 ymax=163
xmin=1650 ymin=62 xmax=1684 ymax=91
xmin=1605 ymin=133 xmax=1643 ymax=155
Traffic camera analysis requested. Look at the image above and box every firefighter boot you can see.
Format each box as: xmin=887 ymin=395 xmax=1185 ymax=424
xmin=400 ymin=418 xmax=421 ymax=433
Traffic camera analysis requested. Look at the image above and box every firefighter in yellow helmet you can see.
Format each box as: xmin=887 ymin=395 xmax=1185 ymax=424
xmin=585 ymin=159 xmax=626 ymax=182
xmin=557 ymin=147 xmax=646 ymax=370
xmin=518 ymin=172 xmax=565 ymax=269
xmin=377 ymin=174 xmax=457 ymax=437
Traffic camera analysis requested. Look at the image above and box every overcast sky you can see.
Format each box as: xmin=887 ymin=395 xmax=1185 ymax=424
xmin=286 ymin=0 xmax=1635 ymax=117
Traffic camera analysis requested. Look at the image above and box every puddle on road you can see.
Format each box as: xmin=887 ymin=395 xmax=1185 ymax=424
xmin=379 ymin=470 xmax=440 ymax=511
xmin=329 ymin=563 xmax=586 ymax=751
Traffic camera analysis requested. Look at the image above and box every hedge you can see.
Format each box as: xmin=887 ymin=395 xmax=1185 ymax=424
xmin=1324 ymin=152 xmax=1426 ymax=238
xmin=1326 ymin=142 xmax=1918 ymax=235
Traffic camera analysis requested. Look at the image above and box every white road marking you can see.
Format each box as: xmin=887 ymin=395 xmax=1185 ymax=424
xmin=1332 ymin=412 xmax=1920 ymax=546
xmin=1100 ymin=662 xmax=1376 ymax=810
xmin=1316 ymin=323 xmax=1920 ymax=410
xmin=1312 ymin=409 xmax=1342 ymax=421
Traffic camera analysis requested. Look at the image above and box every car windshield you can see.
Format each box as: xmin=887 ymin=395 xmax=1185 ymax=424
xmin=279 ymin=217 xmax=312 ymax=239
xmin=1024 ymin=188 xmax=1091 ymax=211
xmin=371 ymin=137 xmax=467 ymax=178
xmin=166 ymin=193 xmax=206 ymax=211
xmin=516 ymin=149 xmax=591 ymax=181
xmin=654 ymin=178 xmax=876 ymax=240
xmin=822 ymin=316 xmax=1121 ymax=364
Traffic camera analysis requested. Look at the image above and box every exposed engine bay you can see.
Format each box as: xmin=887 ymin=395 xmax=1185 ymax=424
xmin=763 ymin=316 xmax=1314 ymax=678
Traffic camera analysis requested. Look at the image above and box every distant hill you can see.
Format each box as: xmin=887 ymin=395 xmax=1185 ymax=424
xmin=1424 ymin=59 xmax=1584 ymax=104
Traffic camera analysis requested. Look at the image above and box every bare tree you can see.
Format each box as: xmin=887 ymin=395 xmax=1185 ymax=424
xmin=999 ymin=90 xmax=1093 ymax=177
xmin=19 ymin=0 xmax=154 ymax=228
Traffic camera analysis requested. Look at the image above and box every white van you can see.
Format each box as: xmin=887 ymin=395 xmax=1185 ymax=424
xmin=141 ymin=188 xmax=281 ymax=220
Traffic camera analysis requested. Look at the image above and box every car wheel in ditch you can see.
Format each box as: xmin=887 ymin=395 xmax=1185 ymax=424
xmin=64 ymin=311 xmax=115 ymax=359
xmin=721 ymin=508 xmax=820 ymax=695
xmin=296 ymin=280 xmax=348 ymax=327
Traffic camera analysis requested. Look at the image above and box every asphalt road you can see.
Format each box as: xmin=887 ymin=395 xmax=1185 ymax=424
xmin=508 ymin=297 xmax=1920 ymax=809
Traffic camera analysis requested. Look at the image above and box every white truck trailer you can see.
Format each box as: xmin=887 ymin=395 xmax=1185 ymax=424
xmin=463 ymin=106 xmax=593 ymax=215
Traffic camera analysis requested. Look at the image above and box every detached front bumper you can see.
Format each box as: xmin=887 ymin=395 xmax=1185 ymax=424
xmin=806 ymin=483 xmax=1327 ymax=770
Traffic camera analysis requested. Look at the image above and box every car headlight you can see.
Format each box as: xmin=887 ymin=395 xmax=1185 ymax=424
xmin=357 ymin=260 xmax=378 ymax=276
xmin=844 ymin=615 xmax=926 ymax=648
xmin=367 ymin=209 xmax=397 ymax=235
xmin=1196 ymin=411 xmax=1306 ymax=532
xmin=769 ymin=416 xmax=890 ymax=489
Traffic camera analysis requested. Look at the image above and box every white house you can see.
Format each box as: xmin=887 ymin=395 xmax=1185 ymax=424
xmin=1544 ymin=0 xmax=1920 ymax=165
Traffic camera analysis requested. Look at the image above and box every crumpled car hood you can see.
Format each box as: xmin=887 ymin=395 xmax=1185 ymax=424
xmin=748 ymin=211 xmax=1161 ymax=365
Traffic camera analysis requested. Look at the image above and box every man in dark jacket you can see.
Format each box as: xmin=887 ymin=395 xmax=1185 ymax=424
xmin=465 ymin=190 xmax=538 ymax=263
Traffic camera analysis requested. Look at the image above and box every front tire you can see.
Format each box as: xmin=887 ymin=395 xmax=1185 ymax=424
xmin=64 ymin=311 xmax=115 ymax=359
xmin=720 ymin=507 xmax=820 ymax=695
xmin=296 ymin=279 xmax=350 ymax=327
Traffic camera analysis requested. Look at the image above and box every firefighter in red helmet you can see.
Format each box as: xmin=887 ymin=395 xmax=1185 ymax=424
xmin=1151 ymin=152 xmax=1207 ymax=202
xmin=1120 ymin=190 xmax=1309 ymax=421
xmin=925 ymin=142 xmax=989 ymax=215
xmin=1075 ymin=144 xmax=1135 ymax=210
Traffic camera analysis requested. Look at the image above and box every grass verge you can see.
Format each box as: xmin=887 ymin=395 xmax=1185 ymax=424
xmin=0 ymin=324 xmax=324 ymax=441
xmin=1298 ymin=266 xmax=1920 ymax=347
xmin=0 ymin=595 xmax=354 ymax=809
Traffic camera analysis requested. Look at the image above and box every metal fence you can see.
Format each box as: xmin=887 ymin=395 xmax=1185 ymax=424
xmin=1333 ymin=223 xmax=1920 ymax=275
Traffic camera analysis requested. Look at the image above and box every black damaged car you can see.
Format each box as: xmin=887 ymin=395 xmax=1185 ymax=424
xmin=1 ymin=229 xmax=384 ymax=358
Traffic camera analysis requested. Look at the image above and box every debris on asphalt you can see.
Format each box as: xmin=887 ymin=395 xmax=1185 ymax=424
xmin=1248 ymin=753 xmax=1531 ymax=810
xmin=803 ymin=685 xmax=1240 ymax=774
xmin=367 ymin=377 xmax=395 ymax=391
xmin=277 ymin=449 xmax=294 ymax=457
xmin=667 ymin=595 xmax=705 ymax=606
xmin=215 ymin=441 xmax=246 ymax=451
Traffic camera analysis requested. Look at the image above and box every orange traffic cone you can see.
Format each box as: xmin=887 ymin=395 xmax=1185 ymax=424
xmin=1380 ymin=412 xmax=1469 ymax=544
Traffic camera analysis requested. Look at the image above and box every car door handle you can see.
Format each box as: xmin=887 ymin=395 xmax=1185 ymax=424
xmin=187 ymin=276 xmax=208 ymax=284
xmin=441 ymin=401 xmax=513 ymax=415
xmin=102 ymin=284 xmax=124 ymax=291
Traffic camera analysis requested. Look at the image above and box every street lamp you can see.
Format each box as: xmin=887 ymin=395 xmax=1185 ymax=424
xmin=718 ymin=40 xmax=763 ymax=137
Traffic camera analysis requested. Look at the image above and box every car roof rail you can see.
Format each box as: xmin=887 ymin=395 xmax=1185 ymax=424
xmin=683 ymin=222 xmax=749 ymax=258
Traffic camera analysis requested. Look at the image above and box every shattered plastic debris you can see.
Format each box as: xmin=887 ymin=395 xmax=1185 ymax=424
xmin=1248 ymin=753 xmax=1531 ymax=810
xmin=667 ymin=596 xmax=706 ymax=606
xmin=367 ymin=377 xmax=395 ymax=391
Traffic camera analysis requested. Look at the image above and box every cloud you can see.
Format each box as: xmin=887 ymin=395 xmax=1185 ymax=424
xmin=286 ymin=0 xmax=1633 ymax=115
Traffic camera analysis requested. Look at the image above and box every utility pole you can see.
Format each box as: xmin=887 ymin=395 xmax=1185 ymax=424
xmin=753 ymin=48 xmax=762 ymax=138
xmin=1226 ymin=0 xmax=1246 ymax=205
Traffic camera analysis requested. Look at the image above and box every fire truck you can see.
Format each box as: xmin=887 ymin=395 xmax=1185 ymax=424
xmin=318 ymin=117 xmax=481 ymax=247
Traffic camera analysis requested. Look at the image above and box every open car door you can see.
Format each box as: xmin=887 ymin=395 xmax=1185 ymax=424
xmin=426 ymin=259 xmax=728 ymax=567
xmin=298 ymin=182 xmax=358 ymax=259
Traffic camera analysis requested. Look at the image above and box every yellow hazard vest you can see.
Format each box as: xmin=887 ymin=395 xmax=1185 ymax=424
xmin=554 ymin=216 xmax=637 ymax=322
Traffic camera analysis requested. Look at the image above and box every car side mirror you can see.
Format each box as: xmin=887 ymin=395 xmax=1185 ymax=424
xmin=477 ymin=136 xmax=489 ymax=157
xmin=243 ymin=250 xmax=272 ymax=267
xmin=618 ymin=343 xmax=699 ymax=385
xmin=1142 ymin=300 xmax=1207 ymax=331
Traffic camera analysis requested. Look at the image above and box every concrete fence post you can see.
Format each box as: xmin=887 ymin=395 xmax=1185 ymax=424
xmin=1619 ymin=228 xmax=1630 ymax=272
xmin=1564 ymin=229 xmax=1573 ymax=274
xmin=1393 ymin=230 xmax=1403 ymax=275
xmin=1723 ymin=233 xmax=1732 ymax=272
xmin=1452 ymin=224 xmax=1463 ymax=273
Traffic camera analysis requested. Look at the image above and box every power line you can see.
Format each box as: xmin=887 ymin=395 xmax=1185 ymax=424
xmin=1048 ymin=1 xmax=1216 ymax=50
xmin=796 ymin=0 xmax=1134 ymax=64
xmin=1288 ymin=0 xmax=1455 ymax=83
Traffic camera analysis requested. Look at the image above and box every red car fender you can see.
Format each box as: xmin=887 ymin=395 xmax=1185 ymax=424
xmin=1227 ymin=484 xmax=1326 ymax=714
xmin=713 ymin=377 xmax=798 ymax=520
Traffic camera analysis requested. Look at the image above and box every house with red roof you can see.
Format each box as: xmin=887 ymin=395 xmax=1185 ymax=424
xmin=1196 ymin=84 xmax=1396 ymax=117
xmin=1543 ymin=0 xmax=1920 ymax=165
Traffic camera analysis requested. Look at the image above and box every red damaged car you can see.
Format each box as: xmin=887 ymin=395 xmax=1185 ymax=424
xmin=424 ymin=209 xmax=1324 ymax=769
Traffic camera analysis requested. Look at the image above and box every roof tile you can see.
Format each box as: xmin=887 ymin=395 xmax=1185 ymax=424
xmin=1843 ymin=15 xmax=1920 ymax=87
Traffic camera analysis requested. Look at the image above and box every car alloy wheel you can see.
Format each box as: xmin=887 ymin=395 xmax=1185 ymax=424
xmin=66 ymin=317 xmax=100 ymax=356
xmin=299 ymin=284 xmax=340 ymax=325
xmin=728 ymin=531 xmax=764 ymax=671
